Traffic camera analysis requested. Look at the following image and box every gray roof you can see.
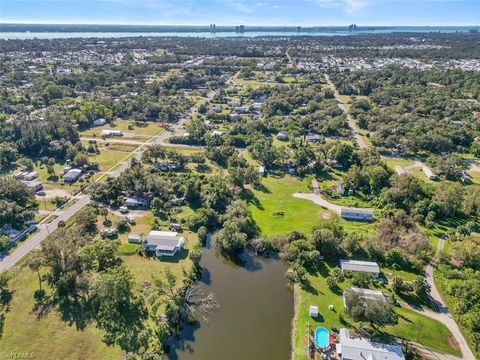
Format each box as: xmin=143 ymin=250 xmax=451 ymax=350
xmin=340 ymin=260 xmax=380 ymax=273
xmin=144 ymin=231 xmax=183 ymax=251
xmin=339 ymin=328 xmax=405 ymax=360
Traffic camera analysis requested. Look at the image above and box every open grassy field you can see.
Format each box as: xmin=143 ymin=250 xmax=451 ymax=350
xmin=247 ymin=176 xmax=335 ymax=237
xmin=247 ymin=176 xmax=375 ymax=238
xmin=0 ymin=263 xmax=122 ymax=360
xmin=292 ymin=262 xmax=460 ymax=360
xmin=79 ymin=119 xmax=164 ymax=137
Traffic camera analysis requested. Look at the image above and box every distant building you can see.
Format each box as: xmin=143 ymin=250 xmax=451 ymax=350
xmin=422 ymin=166 xmax=439 ymax=180
xmin=338 ymin=328 xmax=405 ymax=360
xmin=128 ymin=234 xmax=142 ymax=244
xmin=340 ymin=207 xmax=373 ymax=221
xmin=101 ymin=129 xmax=123 ymax=137
xmin=93 ymin=118 xmax=107 ymax=126
xmin=63 ymin=168 xmax=82 ymax=183
xmin=124 ymin=196 xmax=148 ymax=209
xmin=23 ymin=171 xmax=39 ymax=181
xmin=235 ymin=106 xmax=248 ymax=114
xmin=336 ymin=180 xmax=345 ymax=195
xmin=340 ymin=259 xmax=380 ymax=278
xmin=143 ymin=230 xmax=184 ymax=257
xmin=211 ymin=107 xmax=222 ymax=113
xmin=23 ymin=180 xmax=43 ymax=192
xmin=277 ymin=131 xmax=288 ymax=141
xmin=259 ymin=166 xmax=265 ymax=177
xmin=305 ymin=132 xmax=322 ymax=143
xmin=211 ymin=130 xmax=224 ymax=137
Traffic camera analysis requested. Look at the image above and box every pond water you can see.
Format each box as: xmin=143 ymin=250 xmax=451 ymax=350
xmin=168 ymin=240 xmax=293 ymax=360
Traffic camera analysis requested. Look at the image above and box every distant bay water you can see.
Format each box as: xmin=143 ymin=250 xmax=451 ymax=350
xmin=1 ymin=26 xmax=479 ymax=40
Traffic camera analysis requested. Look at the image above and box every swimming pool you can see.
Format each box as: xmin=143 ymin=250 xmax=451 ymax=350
xmin=315 ymin=327 xmax=330 ymax=348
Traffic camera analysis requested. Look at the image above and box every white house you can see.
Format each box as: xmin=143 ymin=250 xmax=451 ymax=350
xmin=277 ymin=131 xmax=288 ymax=141
xmin=128 ymin=234 xmax=142 ymax=244
xmin=101 ymin=129 xmax=123 ymax=137
xmin=422 ymin=166 xmax=438 ymax=180
xmin=337 ymin=328 xmax=405 ymax=360
xmin=340 ymin=207 xmax=373 ymax=221
xmin=63 ymin=168 xmax=82 ymax=183
xmin=93 ymin=118 xmax=107 ymax=126
xmin=211 ymin=130 xmax=223 ymax=137
xmin=24 ymin=180 xmax=43 ymax=192
xmin=23 ymin=171 xmax=39 ymax=181
xmin=143 ymin=230 xmax=184 ymax=257
xmin=340 ymin=259 xmax=380 ymax=278
xmin=125 ymin=196 xmax=148 ymax=209
xmin=259 ymin=166 xmax=265 ymax=177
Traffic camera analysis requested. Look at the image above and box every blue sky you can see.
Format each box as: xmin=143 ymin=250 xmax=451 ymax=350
xmin=1 ymin=0 xmax=479 ymax=26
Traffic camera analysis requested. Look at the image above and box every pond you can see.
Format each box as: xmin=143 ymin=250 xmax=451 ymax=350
xmin=168 ymin=239 xmax=293 ymax=360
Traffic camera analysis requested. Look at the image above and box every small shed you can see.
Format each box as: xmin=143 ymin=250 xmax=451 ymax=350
xmin=128 ymin=234 xmax=142 ymax=244
xmin=309 ymin=306 xmax=319 ymax=318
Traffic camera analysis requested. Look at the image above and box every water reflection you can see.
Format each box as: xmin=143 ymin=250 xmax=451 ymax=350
xmin=168 ymin=239 xmax=293 ymax=360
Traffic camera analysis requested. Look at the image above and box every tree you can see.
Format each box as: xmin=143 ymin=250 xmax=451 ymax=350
xmin=326 ymin=276 xmax=337 ymax=289
xmin=344 ymin=290 xmax=396 ymax=328
xmin=432 ymin=182 xmax=464 ymax=219
xmin=412 ymin=276 xmax=431 ymax=300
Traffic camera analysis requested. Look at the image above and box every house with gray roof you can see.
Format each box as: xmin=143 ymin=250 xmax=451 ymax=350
xmin=340 ymin=259 xmax=380 ymax=278
xmin=143 ymin=230 xmax=184 ymax=257
xmin=338 ymin=328 xmax=405 ymax=360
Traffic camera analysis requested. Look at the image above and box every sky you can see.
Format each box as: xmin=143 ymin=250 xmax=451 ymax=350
xmin=0 ymin=0 xmax=479 ymax=26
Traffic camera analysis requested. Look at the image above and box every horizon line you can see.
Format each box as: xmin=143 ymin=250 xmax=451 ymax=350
xmin=1 ymin=22 xmax=480 ymax=27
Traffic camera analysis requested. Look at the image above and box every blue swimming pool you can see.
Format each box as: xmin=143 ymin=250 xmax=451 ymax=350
xmin=315 ymin=327 xmax=329 ymax=348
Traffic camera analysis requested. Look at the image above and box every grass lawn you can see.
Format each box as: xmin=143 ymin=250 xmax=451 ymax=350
xmin=0 ymin=263 xmax=121 ymax=360
xmin=247 ymin=176 xmax=335 ymax=237
xmin=382 ymin=157 xmax=416 ymax=171
xmin=247 ymin=176 xmax=375 ymax=238
xmin=292 ymin=262 xmax=460 ymax=360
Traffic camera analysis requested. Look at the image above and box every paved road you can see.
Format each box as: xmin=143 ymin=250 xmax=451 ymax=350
xmin=401 ymin=237 xmax=476 ymax=360
xmin=0 ymin=195 xmax=90 ymax=272
xmin=324 ymin=74 xmax=367 ymax=149
xmin=0 ymin=73 xmax=233 ymax=272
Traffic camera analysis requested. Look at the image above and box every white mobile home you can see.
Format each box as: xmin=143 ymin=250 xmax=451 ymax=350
xmin=340 ymin=259 xmax=380 ymax=278
xmin=101 ymin=129 xmax=123 ymax=137
xmin=63 ymin=168 xmax=82 ymax=183
xmin=93 ymin=118 xmax=107 ymax=126
xmin=340 ymin=207 xmax=373 ymax=221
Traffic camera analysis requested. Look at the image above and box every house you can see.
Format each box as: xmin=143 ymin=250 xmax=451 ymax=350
xmin=143 ymin=230 xmax=184 ymax=257
xmin=252 ymin=102 xmax=262 ymax=110
xmin=170 ymin=223 xmax=182 ymax=231
xmin=211 ymin=107 xmax=222 ymax=113
xmin=277 ymin=131 xmax=288 ymax=141
xmin=128 ymin=234 xmax=142 ymax=244
xmin=340 ymin=207 xmax=373 ymax=221
xmin=259 ymin=166 xmax=265 ymax=177
xmin=125 ymin=196 xmax=148 ymax=209
xmin=93 ymin=118 xmax=107 ymax=126
xmin=235 ymin=106 xmax=248 ymax=114
xmin=336 ymin=180 xmax=345 ymax=196
xmin=211 ymin=130 xmax=224 ymax=137
xmin=23 ymin=180 xmax=43 ymax=192
xmin=337 ymin=328 xmax=405 ymax=360
xmin=14 ymin=171 xmax=28 ymax=180
xmin=343 ymin=287 xmax=386 ymax=307
xmin=101 ymin=228 xmax=117 ymax=238
xmin=305 ymin=132 xmax=322 ymax=143
xmin=340 ymin=259 xmax=380 ymax=278
xmin=23 ymin=171 xmax=39 ymax=181
xmin=101 ymin=129 xmax=123 ymax=137
xmin=63 ymin=168 xmax=82 ymax=183
xmin=422 ymin=166 xmax=438 ymax=180
xmin=125 ymin=214 xmax=135 ymax=224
